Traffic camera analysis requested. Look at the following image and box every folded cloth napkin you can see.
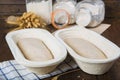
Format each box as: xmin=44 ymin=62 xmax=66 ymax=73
xmin=0 ymin=56 xmax=77 ymax=80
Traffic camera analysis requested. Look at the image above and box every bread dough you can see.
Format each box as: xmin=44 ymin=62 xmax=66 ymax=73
xmin=17 ymin=38 xmax=54 ymax=61
xmin=64 ymin=38 xmax=107 ymax=59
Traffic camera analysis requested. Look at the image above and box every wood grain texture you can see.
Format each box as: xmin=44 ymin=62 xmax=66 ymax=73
xmin=0 ymin=5 xmax=26 ymax=13
xmin=0 ymin=0 xmax=25 ymax=15
xmin=0 ymin=0 xmax=25 ymax=4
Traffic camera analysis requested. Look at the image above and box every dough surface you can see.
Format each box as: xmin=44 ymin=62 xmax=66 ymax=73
xmin=17 ymin=38 xmax=54 ymax=61
xmin=64 ymin=38 xmax=107 ymax=59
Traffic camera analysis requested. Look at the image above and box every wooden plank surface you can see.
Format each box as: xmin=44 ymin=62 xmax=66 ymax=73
xmin=0 ymin=5 xmax=26 ymax=13
xmin=0 ymin=0 xmax=25 ymax=15
xmin=0 ymin=0 xmax=25 ymax=4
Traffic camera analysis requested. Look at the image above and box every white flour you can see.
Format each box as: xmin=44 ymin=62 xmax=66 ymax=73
xmin=26 ymin=0 xmax=52 ymax=24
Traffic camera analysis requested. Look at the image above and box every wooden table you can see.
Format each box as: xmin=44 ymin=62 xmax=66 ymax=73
xmin=0 ymin=0 xmax=120 ymax=80
xmin=0 ymin=14 xmax=120 ymax=80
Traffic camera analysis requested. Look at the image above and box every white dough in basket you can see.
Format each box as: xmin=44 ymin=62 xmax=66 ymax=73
xmin=64 ymin=38 xmax=107 ymax=59
xmin=17 ymin=38 xmax=54 ymax=61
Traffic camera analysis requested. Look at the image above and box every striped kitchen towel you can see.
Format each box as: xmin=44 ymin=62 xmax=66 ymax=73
xmin=0 ymin=56 xmax=78 ymax=80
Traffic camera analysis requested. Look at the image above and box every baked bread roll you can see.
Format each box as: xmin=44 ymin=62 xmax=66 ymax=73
xmin=17 ymin=38 xmax=54 ymax=61
xmin=64 ymin=38 xmax=107 ymax=59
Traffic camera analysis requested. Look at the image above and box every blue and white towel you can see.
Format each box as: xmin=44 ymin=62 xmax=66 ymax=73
xmin=0 ymin=56 xmax=78 ymax=80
